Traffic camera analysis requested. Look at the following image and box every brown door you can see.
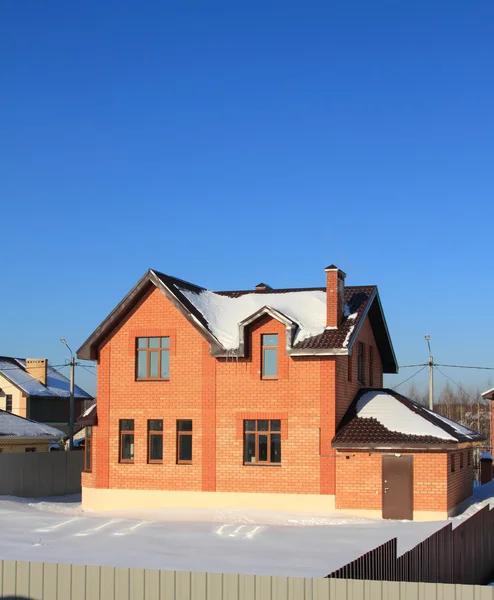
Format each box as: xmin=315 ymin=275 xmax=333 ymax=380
xmin=382 ymin=455 xmax=413 ymax=520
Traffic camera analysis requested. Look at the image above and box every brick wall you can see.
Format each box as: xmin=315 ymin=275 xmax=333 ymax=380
xmin=336 ymin=318 xmax=383 ymax=428
xmin=0 ymin=440 xmax=51 ymax=453
xmin=447 ymin=449 xmax=473 ymax=511
xmin=88 ymin=285 xmax=384 ymax=499
xmin=335 ymin=452 xmax=382 ymax=510
xmin=413 ymin=454 xmax=448 ymax=513
xmin=336 ymin=451 xmax=462 ymax=514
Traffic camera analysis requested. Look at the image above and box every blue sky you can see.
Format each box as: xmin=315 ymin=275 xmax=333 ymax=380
xmin=1 ymin=1 xmax=493 ymax=398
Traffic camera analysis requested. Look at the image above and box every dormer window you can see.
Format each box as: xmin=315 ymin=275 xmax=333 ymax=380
xmin=261 ymin=334 xmax=278 ymax=379
xmin=136 ymin=337 xmax=170 ymax=380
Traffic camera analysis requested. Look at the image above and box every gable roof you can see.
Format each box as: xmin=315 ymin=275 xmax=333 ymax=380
xmin=76 ymin=402 xmax=97 ymax=426
xmin=0 ymin=410 xmax=65 ymax=439
xmin=0 ymin=357 xmax=93 ymax=400
xmin=333 ymin=388 xmax=485 ymax=450
xmin=77 ymin=269 xmax=397 ymax=373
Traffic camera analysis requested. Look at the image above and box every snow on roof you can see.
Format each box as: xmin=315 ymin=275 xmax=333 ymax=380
xmin=426 ymin=409 xmax=476 ymax=439
xmin=82 ymin=403 xmax=96 ymax=418
xmin=0 ymin=357 xmax=93 ymax=399
xmin=177 ymin=287 xmax=327 ymax=349
xmin=480 ymin=452 xmax=493 ymax=460
xmin=356 ymin=391 xmax=457 ymax=441
xmin=482 ymin=388 xmax=494 ymax=399
xmin=0 ymin=410 xmax=64 ymax=439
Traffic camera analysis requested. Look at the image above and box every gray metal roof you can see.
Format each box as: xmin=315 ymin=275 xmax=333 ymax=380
xmin=0 ymin=410 xmax=65 ymax=439
xmin=0 ymin=357 xmax=93 ymax=399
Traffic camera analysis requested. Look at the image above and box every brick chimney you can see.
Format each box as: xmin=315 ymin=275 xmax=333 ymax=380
xmin=25 ymin=358 xmax=48 ymax=386
xmin=325 ymin=265 xmax=346 ymax=328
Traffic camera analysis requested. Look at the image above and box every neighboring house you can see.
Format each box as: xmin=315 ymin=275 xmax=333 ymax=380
xmin=0 ymin=357 xmax=94 ymax=434
xmin=76 ymin=265 xmax=484 ymax=520
xmin=0 ymin=409 xmax=64 ymax=452
xmin=75 ymin=403 xmax=97 ymax=471
xmin=481 ymin=388 xmax=494 ymax=448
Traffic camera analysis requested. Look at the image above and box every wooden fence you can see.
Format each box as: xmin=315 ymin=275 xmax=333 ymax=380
xmin=1 ymin=560 xmax=494 ymax=599
xmin=0 ymin=452 xmax=83 ymax=498
xmin=328 ymin=504 xmax=494 ymax=585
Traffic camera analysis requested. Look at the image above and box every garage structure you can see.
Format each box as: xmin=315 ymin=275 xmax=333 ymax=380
xmin=333 ymin=389 xmax=485 ymax=521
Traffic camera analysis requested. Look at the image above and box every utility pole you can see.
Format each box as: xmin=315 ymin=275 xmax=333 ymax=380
xmin=61 ymin=338 xmax=75 ymax=450
xmin=425 ymin=334 xmax=434 ymax=410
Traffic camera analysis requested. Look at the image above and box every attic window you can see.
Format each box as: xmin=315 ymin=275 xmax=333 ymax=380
xmin=136 ymin=337 xmax=170 ymax=380
xmin=261 ymin=334 xmax=278 ymax=379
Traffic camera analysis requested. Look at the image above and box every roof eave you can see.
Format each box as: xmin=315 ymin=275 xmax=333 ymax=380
xmin=332 ymin=442 xmax=479 ymax=452
xmin=77 ymin=270 xmax=155 ymax=360
xmin=77 ymin=269 xmax=227 ymax=361
xmin=346 ymin=290 xmax=398 ymax=374
xmin=0 ymin=435 xmax=63 ymax=442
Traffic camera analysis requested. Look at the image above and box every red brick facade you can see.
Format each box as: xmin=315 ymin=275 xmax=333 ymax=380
xmin=335 ymin=450 xmax=473 ymax=515
xmin=82 ymin=285 xmax=382 ymax=500
xmin=81 ymin=273 xmax=476 ymax=518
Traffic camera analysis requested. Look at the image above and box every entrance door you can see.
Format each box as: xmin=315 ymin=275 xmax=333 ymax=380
xmin=382 ymin=455 xmax=413 ymax=520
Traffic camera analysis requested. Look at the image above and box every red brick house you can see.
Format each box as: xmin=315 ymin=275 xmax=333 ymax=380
xmin=77 ymin=265 xmax=483 ymax=520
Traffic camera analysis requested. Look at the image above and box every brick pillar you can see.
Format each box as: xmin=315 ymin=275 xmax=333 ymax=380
xmin=201 ymin=341 xmax=216 ymax=491
xmin=320 ymin=360 xmax=336 ymax=495
xmin=325 ymin=265 xmax=346 ymax=328
xmin=96 ymin=342 xmax=111 ymax=489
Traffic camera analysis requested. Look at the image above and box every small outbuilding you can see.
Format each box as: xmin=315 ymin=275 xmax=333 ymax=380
xmin=0 ymin=409 xmax=64 ymax=453
xmin=333 ymin=388 xmax=485 ymax=521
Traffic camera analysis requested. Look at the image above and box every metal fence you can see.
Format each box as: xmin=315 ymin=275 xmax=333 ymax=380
xmin=328 ymin=504 xmax=494 ymax=585
xmin=1 ymin=560 xmax=494 ymax=600
xmin=0 ymin=452 xmax=83 ymax=497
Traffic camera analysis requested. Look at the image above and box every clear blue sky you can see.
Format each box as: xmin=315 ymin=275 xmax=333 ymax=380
xmin=2 ymin=1 xmax=493 ymax=398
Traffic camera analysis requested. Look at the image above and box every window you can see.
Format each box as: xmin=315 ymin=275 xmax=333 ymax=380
xmin=148 ymin=419 xmax=163 ymax=463
xmin=84 ymin=426 xmax=92 ymax=472
xmin=451 ymin=453 xmax=456 ymax=473
xmin=136 ymin=337 xmax=170 ymax=380
xmin=177 ymin=420 xmax=192 ymax=463
xmin=369 ymin=346 xmax=374 ymax=387
xmin=261 ymin=334 xmax=278 ymax=379
xmin=460 ymin=452 xmax=464 ymax=469
xmin=244 ymin=420 xmax=281 ymax=464
xmin=5 ymin=395 xmax=12 ymax=412
xmin=357 ymin=342 xmax=365 ymax=384
xmin=348 ymin=354 xmax=353 ymax=382
xmin=25 ymin=447 xmax=36 ymax=452
xmin=120 ymin=419 xmax=135 ymax=463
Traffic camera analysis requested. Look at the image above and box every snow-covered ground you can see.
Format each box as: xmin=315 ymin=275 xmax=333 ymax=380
xmin=1 ymin=483 xmax=493 ymax=577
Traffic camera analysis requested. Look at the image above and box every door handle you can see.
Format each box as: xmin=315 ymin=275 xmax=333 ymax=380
xmin=384 ymin=487 xmax=389 ymax=492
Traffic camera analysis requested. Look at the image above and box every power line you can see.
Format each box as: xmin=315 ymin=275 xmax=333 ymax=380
xmin=391 ymin=366 xmax=427 ymax=391
xmin=0 ymin=363 xmax=69 ymax=371
xmin=435 ymin=363 xmax=494 ymax=371
xmin=435 ymin=367 xmax=482 ymax=405
xmin=79 ymin=365 xmax=96 ymax=376
xmin=398 ymin=363 xmax=428 ymax=368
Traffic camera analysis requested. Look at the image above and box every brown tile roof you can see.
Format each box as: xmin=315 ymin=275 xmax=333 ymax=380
xmin=77 ymin=268 xmax=397 ymax=373
xmin=293 ymin=287 xmax=375 ymax=350
xmin=333 ymin=388 xmax=485 ymax=449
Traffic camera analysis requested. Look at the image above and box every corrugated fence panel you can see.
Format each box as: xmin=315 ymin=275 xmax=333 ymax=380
xmin=3 ymin=561 xmax=494 ymax=599
xmin=0 ymin=451 xmax=83 ymax=498
xmin=328 ymin=505 xmax=494 ymax=586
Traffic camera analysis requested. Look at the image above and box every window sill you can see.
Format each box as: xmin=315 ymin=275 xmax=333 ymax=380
xmin=119 ymin=461 xmax=135 ymax=464
xmin=243 ymin=462 xmax=282 ymax=467
xmin=148 ymin=461 xmax=163 ymax=465
xmin=177 ymin=461 xmax=193 ymax=465
xmin=261 ymin=377 xmax=278 ymax=381
xmin=136 ymin=378 xmax=170 ymax=382
xmin=84 ymin=470 xmax=92 ymax=473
